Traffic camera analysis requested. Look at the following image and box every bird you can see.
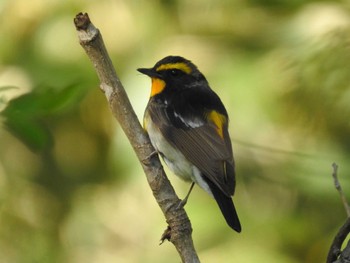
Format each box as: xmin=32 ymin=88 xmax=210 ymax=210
xmin=138 ymin=56 xmax=241 ymax=232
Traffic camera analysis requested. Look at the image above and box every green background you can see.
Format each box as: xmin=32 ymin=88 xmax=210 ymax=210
xmin=1 ymin=0 xmax=350 ymax=262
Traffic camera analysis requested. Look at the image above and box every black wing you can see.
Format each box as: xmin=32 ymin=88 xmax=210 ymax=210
xmin=147 ymin=90 xmax=236 ymax=197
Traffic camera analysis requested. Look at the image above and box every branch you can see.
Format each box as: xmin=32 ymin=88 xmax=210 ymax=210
xmin=73 ymin=13 xmax=200 ymax=263
xmin=327 ymin=218 xmax=350 ymax=263
xmin=332 ymin=163 xmax=350 ymax=217
xmin=327 ymin=163 xmax=350 ymax=263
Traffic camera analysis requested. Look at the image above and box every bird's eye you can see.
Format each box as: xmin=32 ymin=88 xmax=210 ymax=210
xmin=170 ymin=69 xmax=179 ymax=76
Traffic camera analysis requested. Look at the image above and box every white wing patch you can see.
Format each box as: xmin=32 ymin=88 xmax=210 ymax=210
xmin=173 ymin=111 xmax=204 ymax=128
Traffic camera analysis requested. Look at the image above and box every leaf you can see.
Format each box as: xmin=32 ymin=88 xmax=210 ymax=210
xmin=1 ymin=84 xmax=86 ymax=152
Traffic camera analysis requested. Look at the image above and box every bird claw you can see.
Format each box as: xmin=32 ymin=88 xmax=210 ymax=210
xmin=141 ymin=150 xmax=158 ymax=165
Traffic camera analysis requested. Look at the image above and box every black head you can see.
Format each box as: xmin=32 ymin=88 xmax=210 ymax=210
xmin=138 ymin=56 xmax=207 ymax=94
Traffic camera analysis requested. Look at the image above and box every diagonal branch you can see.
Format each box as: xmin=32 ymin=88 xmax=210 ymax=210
xmin=73 ymin=12 xmax=200 ymax=263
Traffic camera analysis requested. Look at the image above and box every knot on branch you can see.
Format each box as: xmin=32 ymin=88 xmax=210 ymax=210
xmin=159 ymin=202 xmax=193 ymax=244
xmin=168 ymin=208 xmax=193 ymax=241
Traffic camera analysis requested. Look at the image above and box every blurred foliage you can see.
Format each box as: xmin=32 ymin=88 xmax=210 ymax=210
xmin=0 ymin=0 xmax=350 ymax=263
xmin=282 ymin=28 xmax=350 ymax=152
xmin=2 ymin=84 xmax=85 ymax=151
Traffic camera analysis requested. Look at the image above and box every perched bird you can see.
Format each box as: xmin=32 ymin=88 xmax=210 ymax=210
xmin=138 ymin=56 xmax=241 ymax=232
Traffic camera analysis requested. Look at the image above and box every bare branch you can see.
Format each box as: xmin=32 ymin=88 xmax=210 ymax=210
xmin=327 ymin=218 xmax=350 ymax=263
xmin=327 ymin=163 xmax=350 ymax=263
xmin=73 ymin=12 xmax=200 ymax=263
xmin=332 ymin=163 xmax=350 ymax=217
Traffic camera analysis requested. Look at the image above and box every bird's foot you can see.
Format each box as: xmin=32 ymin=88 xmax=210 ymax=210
xmin=141 ymin=150 xmax=158 ymax=165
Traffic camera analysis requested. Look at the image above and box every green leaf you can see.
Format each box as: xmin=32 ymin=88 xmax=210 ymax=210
xmin=1 ymin=84 xmax=86 ymax=152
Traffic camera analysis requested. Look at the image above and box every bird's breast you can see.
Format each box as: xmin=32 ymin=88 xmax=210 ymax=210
xmin=144 ymin=108 xmax=213 ymax=196
xmin=144 ymin=111 xmax=192 ymax=182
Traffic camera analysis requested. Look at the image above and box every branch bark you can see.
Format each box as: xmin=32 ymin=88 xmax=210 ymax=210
xmin=73 ymin=12 xmax=200 ymax=263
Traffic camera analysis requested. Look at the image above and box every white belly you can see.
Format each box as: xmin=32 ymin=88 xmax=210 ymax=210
xmin=145 ymin=115 xmax=212 ymax=196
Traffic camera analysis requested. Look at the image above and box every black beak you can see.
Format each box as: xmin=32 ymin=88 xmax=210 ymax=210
xmin=137 ymin=67 xmax=162 ymax=78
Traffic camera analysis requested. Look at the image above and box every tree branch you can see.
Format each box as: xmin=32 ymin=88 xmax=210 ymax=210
xmin=73 ymin=13 xmax=200 ymax=263
xmin=327 ymin=163 xmax=350 ymax=263
xmin=327 ymin=218 xmax=350 ymax=263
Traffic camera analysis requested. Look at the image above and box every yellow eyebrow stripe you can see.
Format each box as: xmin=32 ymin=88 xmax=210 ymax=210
xmin=207 ymin=110 xmax=227 ymax=139
xmin=156 ymin=62 xmax=192 ymax=74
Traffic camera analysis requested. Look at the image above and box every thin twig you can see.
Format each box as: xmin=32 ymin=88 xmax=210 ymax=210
xmin=332 ymin=163 xmax=350 ymax=217
xmin=73 ymin=12 xmax=200 ymax=263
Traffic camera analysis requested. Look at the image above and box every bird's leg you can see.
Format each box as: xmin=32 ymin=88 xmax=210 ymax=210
xmin=177 ymin=182 xmax=195 ymax=209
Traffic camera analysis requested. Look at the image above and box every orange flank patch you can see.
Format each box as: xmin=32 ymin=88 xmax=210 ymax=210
xmin=207 ymin=110 xmax=227 ymax=139
xmin=151 ymin=78 xmax=166 ymax=97
xmin=156 ymin=62 xmax=192 ymax=74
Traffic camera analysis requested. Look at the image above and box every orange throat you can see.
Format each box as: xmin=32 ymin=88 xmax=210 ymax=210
xmin=151 ymin=78 xmax=166 ymax=97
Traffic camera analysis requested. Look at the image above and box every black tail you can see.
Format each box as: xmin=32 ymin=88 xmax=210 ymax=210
xmin=206 ymin=179 xmax=242 ymax=232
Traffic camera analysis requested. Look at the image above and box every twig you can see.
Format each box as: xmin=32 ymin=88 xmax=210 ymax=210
xmin=327 ymin=163 xmax=350 ymax=263
xmin=332 ymin=163 xmax=350 ymax=217
xmin=73 ymin=13 xmax=200 ymax=263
